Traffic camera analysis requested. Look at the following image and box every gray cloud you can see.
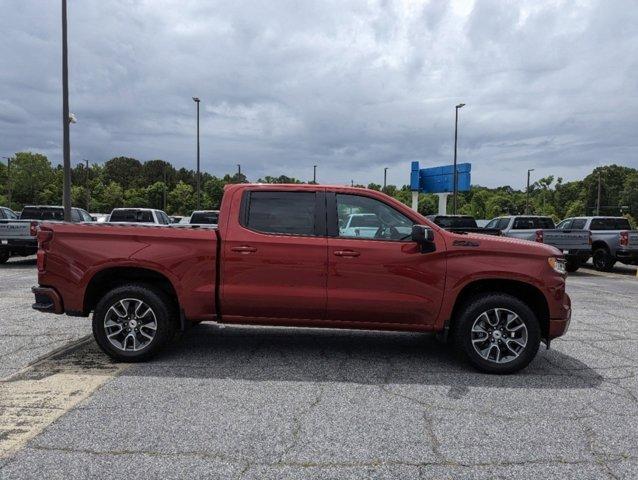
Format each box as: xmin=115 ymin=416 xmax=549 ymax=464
xmin=1 ymin=0 xmax=637 ymax=188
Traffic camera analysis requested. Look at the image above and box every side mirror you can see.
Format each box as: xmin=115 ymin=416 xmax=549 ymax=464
xmin=411 ymin=225 xmax=436 ymax=253
xmin=91 ymin=216 xmax=97 ymax=222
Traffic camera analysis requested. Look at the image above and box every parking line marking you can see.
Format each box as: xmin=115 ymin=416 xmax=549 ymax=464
xmin=0 ymin=339 xmax=128 ymax=460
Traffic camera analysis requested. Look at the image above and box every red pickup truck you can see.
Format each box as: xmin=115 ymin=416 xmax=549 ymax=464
xmin=32 ymin=184 xmax=571 ymax=374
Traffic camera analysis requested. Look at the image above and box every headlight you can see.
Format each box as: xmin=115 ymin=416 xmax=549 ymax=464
xmin=548 ymin=257 xmax=566 ymax=275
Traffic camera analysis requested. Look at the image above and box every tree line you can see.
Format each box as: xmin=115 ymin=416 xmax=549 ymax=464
xmin=0 ymin=152 xmax=636 ymax=225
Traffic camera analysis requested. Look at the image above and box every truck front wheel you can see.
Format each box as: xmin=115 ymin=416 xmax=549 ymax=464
xmin=92 ymin=284 xmax=177 ymax=362
xmin=453 ymin=294 xmax=541 ymax=374
xmin=0 ymin=251 xmax=9 ymax=264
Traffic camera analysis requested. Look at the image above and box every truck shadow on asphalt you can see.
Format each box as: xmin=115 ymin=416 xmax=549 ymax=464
xmin=1 ymin=258 xmax=37 ymax=268
xmin=120 ymin=324 xmax=603 ymax=391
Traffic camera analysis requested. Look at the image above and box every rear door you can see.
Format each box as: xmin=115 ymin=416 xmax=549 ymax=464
xmin=326 ymin=191 xmax=445 ymax=326
xmin=221 ymin=188 xmax=328 ymax=320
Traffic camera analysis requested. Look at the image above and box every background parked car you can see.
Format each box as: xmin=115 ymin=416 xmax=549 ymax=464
xmin=107 ymin=208 xmax=171 ymax=225
xmin=186 ymin=210 xmax=220 ymax=225
xmin=557 ymin=216 xmax=638 ymax=271
xmin=426 ymin=215 xmax=501 ymax=235
xmin=486 ymin=215 xmax=591 ymax=272
xmin=0 ymin=205 xmax=93 ymax=263
xmin=91 ymin=213 xmax=110 ymax=223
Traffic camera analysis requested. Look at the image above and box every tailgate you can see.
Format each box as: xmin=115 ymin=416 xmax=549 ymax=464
xmin=542 ymin=229 xmax=590 ymax=250
xmin=0 ymin=221 xmax=33 ymax=241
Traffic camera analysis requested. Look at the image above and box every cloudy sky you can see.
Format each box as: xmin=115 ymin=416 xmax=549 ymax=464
xmin=1 ymin=0 xmax=637 ymax=188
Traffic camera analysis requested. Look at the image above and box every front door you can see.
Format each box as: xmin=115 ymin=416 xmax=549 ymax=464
xmin=327 ymin=192 xmax=445 ymax=326
xmin=221 ymin=188 xmax=328 ymax=320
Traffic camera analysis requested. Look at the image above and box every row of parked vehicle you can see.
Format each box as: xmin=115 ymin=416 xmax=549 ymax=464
xmin=427 ymin=214 xmax=638 ymax=272
xmin=0 ymin=205 xmax=219 ymax=263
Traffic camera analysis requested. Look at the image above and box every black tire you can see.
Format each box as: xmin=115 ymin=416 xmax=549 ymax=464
xmin=453 ymin=293 xmax=541 ymax=374
xmin=592 ymin=248 xmax=615 ymax=272
xmin=0 ymin=251 xmax=9 ymax=264
xmin=565 ymin=259 xmax=580 ymax=273
xmin=92 ymin=283 xmax=177 ymax=362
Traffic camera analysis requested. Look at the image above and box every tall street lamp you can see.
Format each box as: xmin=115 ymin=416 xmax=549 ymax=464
xmin=163 ymin=161 xmax=168 ymax=211
xmin=192 ymin=97 xmax=201 ymax=209
xmin=1 ymin=156 xmax=12 ymax=206
xmin=383 ymin=167 xmax=388 ymax=190
xmin=237 ymin=164 xmax=241 ymax=180
xmin=313 ymin=165 xmax=317 ymax=184
xmin=452 ymin=103 xmax=465 ymax=215
xmin=61 ymin=0 xmax=72 ymax=221
xmin=82 ymin=158 xmax=90 ymax=210
xmin=525 ymin=169 xmax=535 ymax=214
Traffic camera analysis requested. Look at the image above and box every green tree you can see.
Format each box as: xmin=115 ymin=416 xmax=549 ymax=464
xmin=168 ymin=181 xmax=195 ymax=215
xmin=103 ymin=157 xmax=143 ymax=190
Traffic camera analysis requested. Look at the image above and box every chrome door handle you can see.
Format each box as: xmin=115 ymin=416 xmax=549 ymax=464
xmin=333 ymin=250 xmax=360 ymax=257
xmin=231 ymin=246 xmax=257 ymax=254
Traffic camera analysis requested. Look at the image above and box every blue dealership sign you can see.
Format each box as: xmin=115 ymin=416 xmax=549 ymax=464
xmin=410 ymin=161 xmax=471 ymax=193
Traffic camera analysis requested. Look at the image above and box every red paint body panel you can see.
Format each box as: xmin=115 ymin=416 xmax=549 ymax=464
xmin=36 ymin=184 xmax=571 ymax=341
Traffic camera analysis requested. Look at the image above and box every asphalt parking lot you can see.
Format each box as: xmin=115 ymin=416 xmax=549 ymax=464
xmin=1 ymin=257 xmax=637 ymax=479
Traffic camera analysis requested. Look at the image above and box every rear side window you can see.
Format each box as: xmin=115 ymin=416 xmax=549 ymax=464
xmin=244 ymin=191 xmax=316 ymax=236
xmin=590 ymin=218 xmax=631 ymax=230
xmin=109 ymin=210 xmax=154 ymax=223
xmin=190 ymin=211 xmax=219 ymax=224
xmin=20 ymin=207 xmax=64 ymax=221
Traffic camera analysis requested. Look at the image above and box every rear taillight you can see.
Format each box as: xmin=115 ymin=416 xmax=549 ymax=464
xmin=620 ymin=231 xmax=629 ymax=246
xmin=535 ymin=230 xmax=544 ymax=243
xmin=37 ymin=229 xmax=53 ymax=272
xmin=30 ymin=221 xmax=38 ymax=236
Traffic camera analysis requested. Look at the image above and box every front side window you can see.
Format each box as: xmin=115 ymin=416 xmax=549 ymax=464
xmin=571 ymin=219 xmax=587 ymax=229
xmin=245 ymin=191 xmax=316 ymax=236
xmin=557 ymin=219 xmax=572 ymax=229
xmin=336 ymin=194 xmax=413 ymax=240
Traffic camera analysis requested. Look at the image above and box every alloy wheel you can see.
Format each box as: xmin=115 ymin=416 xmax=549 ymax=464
xmin=104 ymin=298 xmax=158 ymax=352
xmin=471 ymin=308 xmax=528 ymax=364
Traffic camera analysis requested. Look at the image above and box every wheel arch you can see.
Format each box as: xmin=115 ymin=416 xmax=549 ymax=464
xmin=592 ymin=240 xmax=609 ymax=252
xmin=449 ymin=279 xmax=550 ymax=340
xmin=83 ymin=266 xmax=179 ymax=316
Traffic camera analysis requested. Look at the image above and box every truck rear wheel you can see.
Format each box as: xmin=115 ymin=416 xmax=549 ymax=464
xmin=453 ymin=294 xmax=541 ymax=374
xmin=592 ymin=248 xmax=615 ymax=272
xmin=92 ymin=284 xmax=177 ymax=362
xmin=0 ymin=251 xmax=9 ymax=264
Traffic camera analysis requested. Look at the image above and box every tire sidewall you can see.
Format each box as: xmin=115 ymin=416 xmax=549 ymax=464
xmin=593 ymin=248 xmax=612 ymax=271
xmin=92 ymin=284 xmax=175 ymax=361
xmin=454 ymin=294 xmax=541 ymax=374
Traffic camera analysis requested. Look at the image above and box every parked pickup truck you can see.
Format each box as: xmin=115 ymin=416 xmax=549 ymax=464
xmin=108 ymin=208 xmax=172 ymax=225
xmin=0 ymin=205 xmax=93 ymax=264
xmin=485 ymin=215 xmax=591 ymax=272
xmin=557 ymin=216 xmax=638 ymax=271
xmin=426 ymin=215 xmax=501 ymax=236
xmin=32 ymin=184 xmax=572 ymax=374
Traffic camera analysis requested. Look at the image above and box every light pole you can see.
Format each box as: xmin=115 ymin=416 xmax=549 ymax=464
xmin=525 ymin=168 xmax=534 ymax=214
xmin=82 ymin=159 xmax=90 ymax=210
xmin=1 ymin=156 xmax=11 ymax=207
xmin=596 ymin=171 xmax=602 ymax=216
xmin=383 ymin=167 xmax=388 ymax=191
xmin=163 ymin=162 xmax=168 ymax=211
xmin=237 ymin=164 xmax=241 ymax=180
xmin=313 ymin=165 xmax=317 ymax=184
xmin=61 ymin=0 xmax=72 ymax=221
xmin=452 ymin=103 xmax=465 ymax=215
xmin=192 ymin=97 xmax=201 ymax=209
